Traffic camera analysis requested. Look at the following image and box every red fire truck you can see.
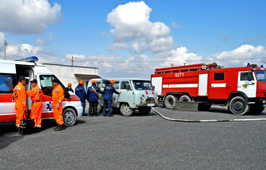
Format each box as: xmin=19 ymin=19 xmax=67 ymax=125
xmin=151 ymin=63 xmax=266 ymax=115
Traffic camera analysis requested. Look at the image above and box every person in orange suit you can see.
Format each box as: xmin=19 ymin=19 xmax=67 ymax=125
xmin=52 ymin=78 xmax=65 ymax=131
xmin=26 ymin=79 xmax=43 ymax=132
xmin=13 ymin=76 xmax=27 ymax=134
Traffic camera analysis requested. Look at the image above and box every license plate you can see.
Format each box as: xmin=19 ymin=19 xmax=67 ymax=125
xmin=148 ymin=104 xmax=155 ymax=106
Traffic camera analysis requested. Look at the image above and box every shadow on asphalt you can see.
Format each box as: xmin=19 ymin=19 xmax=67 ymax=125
xmin=0 ymin=119 xmax=59 ymax=149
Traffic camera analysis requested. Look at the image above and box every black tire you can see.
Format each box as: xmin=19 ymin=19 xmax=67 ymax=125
xmin=138 ymin=107 xmax=151 ymax=115
xmin=63 ymin=108 xmax=77 ymax=126
xmin=120 ymin=103 xmax=133 ymax=116
xmin=164 ymin=95 xmax=177 ymax=109
xmin=198 ymin=103 xmax=212 ymax=111
xmin=249 ymin=104 xmax=265 ymax=114
xmin=179 ymin=95 xmax=191 ymax=102
xmin=229 ymin=96 xmax=249 ymax=115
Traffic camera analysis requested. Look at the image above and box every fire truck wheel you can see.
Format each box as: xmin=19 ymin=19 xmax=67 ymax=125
xmin=249 ymin=104 xmax=265 ymax=114
xmin=229 ymin=96 xmax=249 ymax=115
xmin=63 ymin=108 xmax=77 ymax=126
xmin=120 ymin=103 xmax=133 ymax=116
xmin=179 ymin=95 xmax=191 ymax=102
xmin=139 ymin=107 xmax=151 ymax=115
xmin=164 ymin=95 xmax=177 ymax=109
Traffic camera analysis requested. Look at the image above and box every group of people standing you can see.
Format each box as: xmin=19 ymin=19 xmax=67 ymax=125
xmin=13 ymin=77 xmax=120 ymax=135
xmin=72 ymin=79 xmax=120 ymax=117
xmin=14 ymin=76 xmax=64 ymax=135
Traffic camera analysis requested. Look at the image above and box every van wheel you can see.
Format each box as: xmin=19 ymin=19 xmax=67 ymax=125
xmin=164 ymin=95 xmax=177 ymax=109
xmin=179 ymin=95 xmax=191 ymax=102
xmin=139 ymin=107 xmax=151 ymax=115
xmin=120 ymin=103 xmax=133 ymax=116
xmin=229 ymin=96 xmax=249 ymax=115
xmin=63 ymin=108 xmax=77 ymax=126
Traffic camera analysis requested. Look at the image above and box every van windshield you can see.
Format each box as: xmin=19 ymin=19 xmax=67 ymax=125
xmin=132 ymin=81 xmax=152 ymax=90
xmin=255 ymin=70 xmax=266 ymax=81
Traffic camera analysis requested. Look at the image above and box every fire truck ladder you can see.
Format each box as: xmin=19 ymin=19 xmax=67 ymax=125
xmin=154 ymin=63 xmax=218 ymax=74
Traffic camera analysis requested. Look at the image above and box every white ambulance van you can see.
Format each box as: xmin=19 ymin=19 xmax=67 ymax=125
xmin=88 ymin=78 xmax=158 ymax=116
xmin=0 ymin=57 xmax=82 ymax=126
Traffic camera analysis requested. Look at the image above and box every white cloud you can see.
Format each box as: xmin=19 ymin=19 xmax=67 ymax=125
xmin=106 ymin=1 xmax=173 ymax=55
xmin=109 ymin=42 xmax=128 ymax=51
xmin=163 ymin=46 xmax=203 ymax=67
xmin=35 ymin=38 xmax=46 ymax=46
xmin=0 ymin=0 xmax=61 ymax=34
xmin=211 ymin=45 xmax=266 ymax=67
xmin=0 ymin=41 xmax=54 ymax=62
xmin=0 ymin=32 xmax=5 ymax=51
xmin=171 ymin=22 xmax=182 ymax=29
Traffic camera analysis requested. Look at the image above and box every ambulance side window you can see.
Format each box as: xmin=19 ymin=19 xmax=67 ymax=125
xmin=40 ymin=75 xmax=54 ymax=96
xmin=0 ymin=74 xmax=16 ymax=93
xmin=214 ymin=73 xmax=224 ymax=80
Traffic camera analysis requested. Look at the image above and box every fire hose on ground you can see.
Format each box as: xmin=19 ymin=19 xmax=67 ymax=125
xmin=151 ymin=107 xmax=266 ymax=123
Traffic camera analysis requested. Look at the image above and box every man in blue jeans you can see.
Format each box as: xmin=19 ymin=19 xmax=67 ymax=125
xmin=103 ymin=80 xmax=120 ymax=117
xmin=75 ymin=80 xmax=87 ymax=116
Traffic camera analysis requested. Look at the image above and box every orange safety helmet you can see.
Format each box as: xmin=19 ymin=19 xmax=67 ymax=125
xmin=79 ymin=80 xmax=84 ymax=85
xmin=91 ymin=80 xmax=97 ymax=85
xmin=68 ymin=83 xmax=72 ymax=87
xmin=110 ymin=80 xmax=115 ymax=84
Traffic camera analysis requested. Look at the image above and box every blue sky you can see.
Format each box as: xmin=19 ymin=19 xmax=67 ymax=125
xmin=0 ymin=0 xmax=265 ymax=78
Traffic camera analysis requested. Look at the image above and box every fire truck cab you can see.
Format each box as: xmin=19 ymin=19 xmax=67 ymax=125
xmin=0 ymin=57 xmax=82 ymax=126
xmin=151 ymin=63 xmax=266 ymax=115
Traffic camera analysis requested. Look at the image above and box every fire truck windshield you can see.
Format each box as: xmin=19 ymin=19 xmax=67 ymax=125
xmin=255 ymin=70 xmax=266 ymax=81
xmin=132 ymin=81 xmax=152 ymax=90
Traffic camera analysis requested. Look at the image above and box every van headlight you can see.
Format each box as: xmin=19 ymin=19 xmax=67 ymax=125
xmin=140 ymin=95 xmax=145 ymax=100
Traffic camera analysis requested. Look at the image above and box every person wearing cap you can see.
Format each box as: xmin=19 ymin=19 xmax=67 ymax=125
xmin=102 ymin=80 xmax=121 ymax=117
xmin=52 ymin=78 xmax=65 ymax=131
xmin=87 ymin=80 xmax=103 ymax=116
xmin=75 ymin=80 xmax=87 ymax=116
xmin=13 ymin=76 xmax=27 ymax=134
xmin=66 ymin=83 xmax=74 ymax=93
xmin=26 ymin=79 xmax=43 ymax=132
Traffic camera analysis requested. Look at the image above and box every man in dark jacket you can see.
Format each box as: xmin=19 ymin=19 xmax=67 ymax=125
xmin=87 ymin=80 xmax=103 ymax=116
xmin=103 ymin=80 xmax=120 ymax=117
xmin=75 ymin=80 xmax=87 ymax=116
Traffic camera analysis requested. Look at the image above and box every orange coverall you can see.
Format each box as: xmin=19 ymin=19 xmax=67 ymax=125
xmin=13 ymin=82 xmax=27 ymax=128
xmin=26 ymin=86 xmax=43 ymax=128
xmin=52 ymin=84 xmax=64 ymax=125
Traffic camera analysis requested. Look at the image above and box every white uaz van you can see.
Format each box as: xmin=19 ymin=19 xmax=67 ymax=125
xmin=0 ymin=57 xmax=82 ymax=126
xmin=88 ymin=78 xmax=158 ymax=116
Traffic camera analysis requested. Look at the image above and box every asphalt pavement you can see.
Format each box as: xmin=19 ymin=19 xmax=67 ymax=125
xmin=1 ymin=106 xmax=266 ymax=169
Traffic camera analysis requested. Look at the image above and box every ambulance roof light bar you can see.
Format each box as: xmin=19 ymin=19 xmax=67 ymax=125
xmin=15 ymin=56 xmax=39 ymax=62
